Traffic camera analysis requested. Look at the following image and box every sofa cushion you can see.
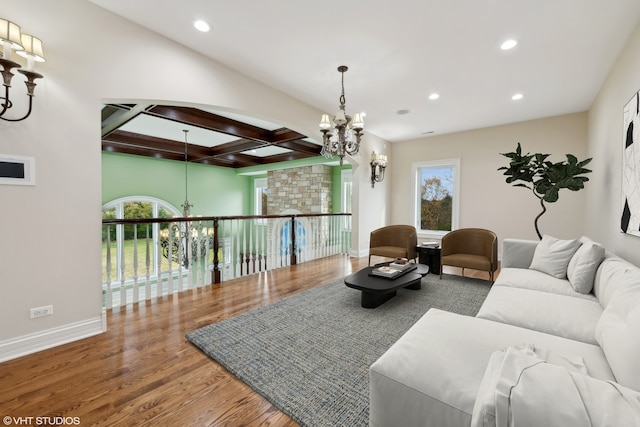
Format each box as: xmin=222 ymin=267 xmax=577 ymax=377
xmin=567 ymin=241 xmax=605 ymax=294
xmin=369 ymin=309 xmax=614 ymax=427
xmin=500 ymin=238 xmax=538 ymax=268
xmin=493 ymin=268 xmax=597 ymax=301
xmin=477 ymin=286 xmax=602 ymax=344
xmin=593 ymin=255 xmax=640 ymax=308
xmin=529 ymin=235 xmax=581 ymax=279
xmin=595 ymin=284 xmax=640 ymax=391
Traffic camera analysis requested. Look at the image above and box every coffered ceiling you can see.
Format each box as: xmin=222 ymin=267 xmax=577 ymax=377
xmin=93 ymin=0 xmax=640 ymax=168
xmin=101 ymin=104 xmax=322 ymax=168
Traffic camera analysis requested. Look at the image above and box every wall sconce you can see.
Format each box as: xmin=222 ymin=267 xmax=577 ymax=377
xmin=370 ymin=151 xmax=387 ymax=188
xmin=0 ymin=18 xmax=46 ymax=122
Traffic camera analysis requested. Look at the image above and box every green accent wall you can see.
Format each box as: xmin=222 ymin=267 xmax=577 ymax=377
xmin=102 ymin=152 xmax=251 ymax=215
xmin=103 ymin=152 xmax=352 ymax=217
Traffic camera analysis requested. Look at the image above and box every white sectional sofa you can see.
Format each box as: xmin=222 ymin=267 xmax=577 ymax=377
xmin=369 ymin=236 xmax=640 ymax=427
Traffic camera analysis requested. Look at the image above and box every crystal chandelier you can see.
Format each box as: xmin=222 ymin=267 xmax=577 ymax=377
xmin=319 ymin=66 xmax=364 ymax=166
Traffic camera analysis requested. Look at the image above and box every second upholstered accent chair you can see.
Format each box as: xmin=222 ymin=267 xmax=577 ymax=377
xmin=368 ymin=225 xmax=418 ymax=266
xmin=440 ymin=228 xmax=498 ymax=282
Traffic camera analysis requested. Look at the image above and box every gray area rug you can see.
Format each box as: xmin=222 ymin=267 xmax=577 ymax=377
xmin=186 ymin=273 xmax=491 ymax=427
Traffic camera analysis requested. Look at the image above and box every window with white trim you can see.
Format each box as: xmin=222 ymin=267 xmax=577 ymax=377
xmin=341 ymin=169 xmax=352 ymax=230
xmin=254 ymin=177 xmax=268 ymax=224
xmin=412 ymin=158 xmax=460 ymax=237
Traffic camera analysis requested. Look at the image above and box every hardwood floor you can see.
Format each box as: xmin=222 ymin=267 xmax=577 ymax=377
xmin=0 ymin=256 xmax=368 ymax=426
xmin=0 ymin=256 xmax=493 ymax=426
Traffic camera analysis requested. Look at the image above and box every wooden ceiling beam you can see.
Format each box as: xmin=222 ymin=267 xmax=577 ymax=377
xmin=146 ymin=106 xmax=310 ymax=144
xmin=102 ymin=130 xmax=211 ymax=159
xmin=213 ymin=152 xmax=264 ymax=168
xmin=147 ymin=106 xmax=275 ymax=142
xmin=102 ymin=141 xmax=246 ymax=168
xmin=260 ymin=151 xmax=319 ymax=165
xmin=101 ymin=104 xmax=154 ymax=138
xmin=271 ymin=128 xmax=308 ymax=143
xmin=101 ymin=105 xmax=323 ymax=169
xmin=206 ymin=139 xmax=269 ymax=156
xmin=276 ymin=139 xmax=322 ymax=155
xmin=102 ymin=142 xmax=184 ymax=162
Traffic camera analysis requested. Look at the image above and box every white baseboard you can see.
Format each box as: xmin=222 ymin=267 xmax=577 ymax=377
xmin=0 ymin=314 xmax=106 ymax=363
xmin=350 ymin=248 xmax=369 ymax=258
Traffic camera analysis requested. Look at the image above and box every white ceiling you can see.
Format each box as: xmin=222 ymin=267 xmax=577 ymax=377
xmin=91 ymin=0 xmax=640 ymax=143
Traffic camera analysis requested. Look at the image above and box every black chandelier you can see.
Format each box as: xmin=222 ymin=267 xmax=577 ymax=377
xmin=319 ymin=66 xmax=364 ymax=166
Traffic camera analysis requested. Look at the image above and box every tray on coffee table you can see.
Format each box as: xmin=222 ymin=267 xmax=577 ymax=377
xmin=345 ymin=263 xmax=429 ymax=308
xmin=369 ymin=262 xmax=417 ymax=279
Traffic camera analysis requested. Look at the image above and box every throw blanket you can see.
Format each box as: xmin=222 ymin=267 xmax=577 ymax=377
xmin=471 ymin=345 xmax=640 ymax=427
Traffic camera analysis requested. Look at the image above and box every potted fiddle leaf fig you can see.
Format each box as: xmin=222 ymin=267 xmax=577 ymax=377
xmin=498 ymin=143 xmax=592 ymax=239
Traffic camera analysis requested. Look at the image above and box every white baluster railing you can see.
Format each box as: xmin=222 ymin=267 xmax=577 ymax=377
xmin=102 ymin=213 xmax=351 ymax=308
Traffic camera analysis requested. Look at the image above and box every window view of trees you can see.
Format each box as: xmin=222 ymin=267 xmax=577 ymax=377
xmin=102 ymin=201 xmax=174 ymax=240
xmin=419 ymin=167 xmax=453 ymax=231
xmin=102 ymin=207 xmax=116 ymax=242
xmin=102 ymin=198 xmax=182 ymax=282
xmin=123 ymin=201 xmax=174 ymax=239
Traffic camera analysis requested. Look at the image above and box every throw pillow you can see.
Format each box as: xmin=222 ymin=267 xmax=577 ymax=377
xmin=529 ymin=235 xmax=581 ymax=279
xmin=567 ymin=241 xmax=605 ymax=294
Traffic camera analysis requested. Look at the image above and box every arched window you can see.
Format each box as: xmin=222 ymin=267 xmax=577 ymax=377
xmin=102 ymin=196 xmax=181 ymax=283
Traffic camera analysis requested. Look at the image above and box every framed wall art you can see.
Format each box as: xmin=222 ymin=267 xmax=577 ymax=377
xmin=621 ymin=90 xmax=640 ymax=236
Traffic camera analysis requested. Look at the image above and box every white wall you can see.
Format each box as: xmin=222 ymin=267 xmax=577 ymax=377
xmin=390 ymin=112 xmax=590 ymax=247
xmin=0 ymin=0 xmax=389 ymax=359
xmin=350 ymin=132 xmax=390 ymax=257
xmin=5 ymin=0 xmax=636 ymax=360
xmin=586 ymin=23 xmax=640 ymax=265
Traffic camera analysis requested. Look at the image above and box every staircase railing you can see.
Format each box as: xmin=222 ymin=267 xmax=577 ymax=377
xmin=101 ymin=213 xmax=352 ymax=308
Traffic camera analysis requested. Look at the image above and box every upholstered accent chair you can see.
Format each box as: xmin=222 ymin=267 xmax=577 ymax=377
xmin=369 ymin=225 xmax=418 ymax=266
xmin=440 ymin=228 xmax=498 ymax=282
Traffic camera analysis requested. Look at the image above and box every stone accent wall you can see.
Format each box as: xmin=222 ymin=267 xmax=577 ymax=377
xmin=267 ymin=165 xmax=333 ymax=214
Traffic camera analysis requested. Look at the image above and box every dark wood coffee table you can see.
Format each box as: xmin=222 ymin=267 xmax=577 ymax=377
xmin=344 ymin=263 xmax=429 ymax=308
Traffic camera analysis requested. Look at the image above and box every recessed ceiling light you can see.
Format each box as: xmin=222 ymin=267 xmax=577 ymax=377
xmin=501 ymin=39 xmax=518 ymax=50
xmin=194 ymin=20 xmax=210 ymax=32
xmin=396 ymin=109 xmax=410 ymax=115
xmin=512 ymin=93 xmax=524 ymax=100
xmin=428 ymin=93 xmax=440 ymax=100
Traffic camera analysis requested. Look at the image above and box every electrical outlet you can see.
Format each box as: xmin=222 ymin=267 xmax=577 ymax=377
xmin=30 ymin=305 xmax=53 ymax=318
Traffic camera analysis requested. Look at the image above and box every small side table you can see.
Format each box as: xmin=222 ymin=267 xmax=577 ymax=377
xmin=416 ymin=245 xmax=441 ymax=275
